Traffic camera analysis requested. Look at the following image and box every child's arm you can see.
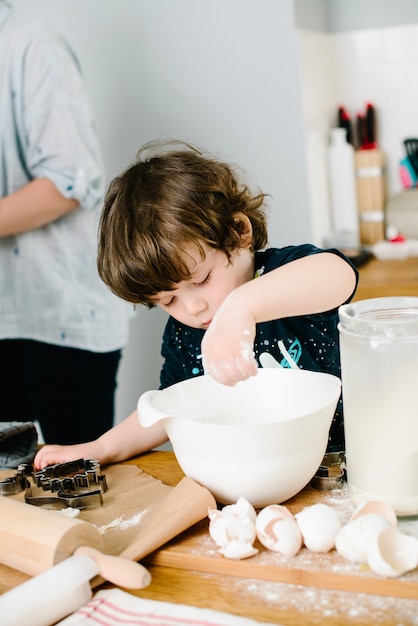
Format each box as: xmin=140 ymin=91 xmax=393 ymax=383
xmin=201 ymin=252 xmax=357 ymax=386
xmin=33 ymin=409 xmax=168 ymax=470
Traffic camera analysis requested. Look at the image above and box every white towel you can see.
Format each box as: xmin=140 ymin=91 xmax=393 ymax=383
xmin=58 ymin=588 xmax=279 ymax=626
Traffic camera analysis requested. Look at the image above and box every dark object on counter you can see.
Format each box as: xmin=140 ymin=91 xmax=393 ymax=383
xmin=0 ymin=421 xmax=38 ymax=469
xmin=26 ymin=458 xmax=108 ymax=509
xmin=357 ymin=103 xmax=377 ymax=150
xmin=364 ymin=103 xmax=376 ymax=149
xmin=340 ymin=247 xmax=373 ymax=268
xmin=356 ymin=113 xmax=365 ymax=150
xmin=404 ymin=138 xmax=418 ymax=178
xmin=338 ymin=106 xmax=353 ymax=145
xmin=311 ymin=452 xmax=346 ymax=491
xmin=0 ymin=465 xmax=30 ymax=496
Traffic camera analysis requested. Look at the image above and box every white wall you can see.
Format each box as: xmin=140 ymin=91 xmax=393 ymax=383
xmin=296 ymin=30 xmax=336 ymax=246
xmin=11 ymin=0 xmax=311 ymax=424
xmin=295 ymin=0 xmax=418 ymax=32
xmin=324 ymin=0 xmax=418 ymax=32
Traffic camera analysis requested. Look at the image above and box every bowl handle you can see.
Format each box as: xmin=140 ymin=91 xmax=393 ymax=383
xmin=137 ymin=390 xmax=169 ymax=428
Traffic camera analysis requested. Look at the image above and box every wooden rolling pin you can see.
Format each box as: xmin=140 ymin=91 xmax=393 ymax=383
xmin=0 ymin=496 xmax=151 ymax=626
xmin=0 ymin=477 xmax=216 ymax=625
xmin=119 ymin=476 xmax=217 ymax=563
xmin=0 ymin=495 xmax=103 ymax=576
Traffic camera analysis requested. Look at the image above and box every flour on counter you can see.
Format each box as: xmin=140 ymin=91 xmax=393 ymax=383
xmin=56 ymin=507 xmax=80 ymax=518
xmin=242 ymin=578 xmax=418 ymax=624
xmin=95 ymin=508 xmax=150 ymax=534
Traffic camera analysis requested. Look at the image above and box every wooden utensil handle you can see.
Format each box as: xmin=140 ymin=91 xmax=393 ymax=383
xmin=75 ymin=546 xmax=151 ymax=589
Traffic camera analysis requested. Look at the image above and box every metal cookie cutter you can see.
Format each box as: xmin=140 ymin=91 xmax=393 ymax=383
xmin=25 ymin=458 xmax=107 ymax=510
xmin=0 ymin=464 xmax=31 ymax=496
xmin=310 ymin=452 xmax=346 ymax=491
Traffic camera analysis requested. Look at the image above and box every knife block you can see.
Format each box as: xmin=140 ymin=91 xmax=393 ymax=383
xmin=355 ymin=149 xmax=386 ymax=244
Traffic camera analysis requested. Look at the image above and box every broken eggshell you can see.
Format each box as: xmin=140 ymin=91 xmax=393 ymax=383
xmin=295 ymin=503 xmax=342 ymax=552
xmin=208 ymin=497 xmax=258 ymax=560
xmin=335 ymin=513 xmax=393 ymax=563
xmin=221 ymin=496 xmax=257 ymax=524
xmin=367 ymin=527 xmax=418 ymax=578
xmin=208 ymin=511 xmax=256 ymax=549
xmin=219 ymin=539 xmax=258 ymax=560
xmin=255 ymin=504 xmax=302 ymax=557
xmin=350 ymin=500 xmax=398 ymax=527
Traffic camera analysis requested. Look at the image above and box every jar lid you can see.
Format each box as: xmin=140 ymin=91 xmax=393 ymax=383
xmin=338 ymin=297 xmax=418 ymax=338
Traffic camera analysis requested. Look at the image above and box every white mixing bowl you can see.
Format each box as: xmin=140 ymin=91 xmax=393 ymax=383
xmin=138 ymin=369 xmax=341 ymax=507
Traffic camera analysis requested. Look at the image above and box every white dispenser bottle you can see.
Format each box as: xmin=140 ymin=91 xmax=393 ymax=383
xmin=327 ymin=127 xmax=359 ymax=247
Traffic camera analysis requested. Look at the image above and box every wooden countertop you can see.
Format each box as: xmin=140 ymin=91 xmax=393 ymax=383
xmin=114 ymin=451 xmax=418 ymax=626
xmin=353 ymin=255 xmax=418 ymax=301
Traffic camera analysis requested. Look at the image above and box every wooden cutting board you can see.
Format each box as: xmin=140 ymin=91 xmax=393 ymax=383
xmin=146 ymin=482 xmax=418 ymax=600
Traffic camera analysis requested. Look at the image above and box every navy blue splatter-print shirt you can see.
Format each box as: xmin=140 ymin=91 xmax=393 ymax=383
xmin=160 ymin=245 xmax=358 ymax=452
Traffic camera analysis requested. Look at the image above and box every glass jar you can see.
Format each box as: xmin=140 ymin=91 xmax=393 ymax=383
xmin=338 ymin=297 xmax=418 ymax=516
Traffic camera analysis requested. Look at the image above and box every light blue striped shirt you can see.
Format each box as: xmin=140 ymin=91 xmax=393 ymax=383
xmin=0 ymin=2 xmax=131 ymax=351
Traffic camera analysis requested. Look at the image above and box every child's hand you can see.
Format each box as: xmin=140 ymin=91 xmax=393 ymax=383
xmin=201 ymin=301 xmax=258 ymax=386
xmin=34 ymin=442 xmax=101 ymax=470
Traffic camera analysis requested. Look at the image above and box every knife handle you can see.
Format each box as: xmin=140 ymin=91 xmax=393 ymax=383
xmin=365 ymin=103 xmax=377 ymax=149
xmin=356 ymin=114 xmax=364 ymax=150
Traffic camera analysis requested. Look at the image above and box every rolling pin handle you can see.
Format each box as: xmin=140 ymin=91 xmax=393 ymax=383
xmin=75 ymin=546 xmax=151 ymax=589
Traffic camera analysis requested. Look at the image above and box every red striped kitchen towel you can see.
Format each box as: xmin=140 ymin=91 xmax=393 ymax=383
xmin=57 ymin=588 xmax=278 ymax=626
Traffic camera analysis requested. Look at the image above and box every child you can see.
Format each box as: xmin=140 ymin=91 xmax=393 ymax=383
xmin=34 ymin=140 xmax=358 ymax=470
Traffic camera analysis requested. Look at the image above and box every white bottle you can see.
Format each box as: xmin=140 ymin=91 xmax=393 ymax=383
xmin=327 ymin=128 xmax=359 ymax=247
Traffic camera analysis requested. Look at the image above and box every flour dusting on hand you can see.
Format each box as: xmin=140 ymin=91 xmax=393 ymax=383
xmin=240 ymin=339 xmax=255 ymax=363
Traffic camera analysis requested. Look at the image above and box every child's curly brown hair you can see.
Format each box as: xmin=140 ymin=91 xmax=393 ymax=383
xmin=98 ymin=140 xmax=269 ymax=306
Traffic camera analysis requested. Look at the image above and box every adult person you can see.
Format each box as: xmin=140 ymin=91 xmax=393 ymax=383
xmin=0 ymin=1 xmax=131 ymax=443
